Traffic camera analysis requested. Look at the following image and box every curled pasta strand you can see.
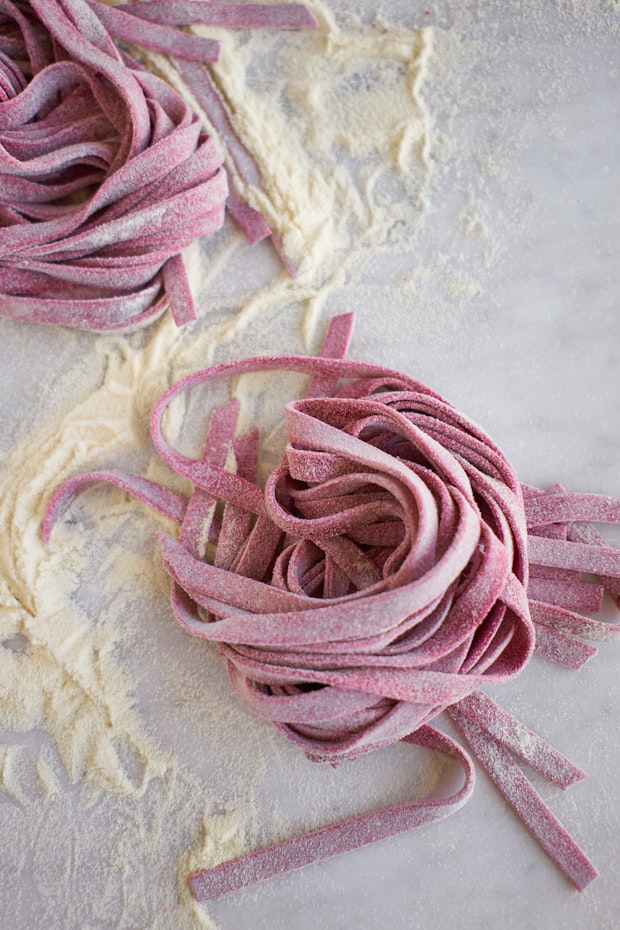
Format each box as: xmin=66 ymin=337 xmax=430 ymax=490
xmin=44 ymin=314 xmax=619 ymax=895
xmin=0 ymin=0 xmax=317 ymax=329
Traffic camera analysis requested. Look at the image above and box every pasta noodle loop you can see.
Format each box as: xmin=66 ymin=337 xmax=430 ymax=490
xmin=44 ymin=314 xmax=620 ymax=897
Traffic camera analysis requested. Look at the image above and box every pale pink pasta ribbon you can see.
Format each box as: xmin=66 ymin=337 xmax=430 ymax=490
xmin=44 ymin=314 xmax=620 ymax=897
xmin=0 ymin=0 xmax=317 ymax=329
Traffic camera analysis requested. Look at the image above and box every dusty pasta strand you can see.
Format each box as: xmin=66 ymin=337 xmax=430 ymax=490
xmin=44 ymin=314 xmax=619 ymax=896
xmin=0 ymin=0 xmax=317 ymax=330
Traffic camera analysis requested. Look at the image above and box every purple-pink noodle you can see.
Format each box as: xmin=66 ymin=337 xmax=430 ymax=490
xmin=0 ymin=0 xmax=317 ymax=330
xmin=44 ymin=314 xmax=620 ymax=898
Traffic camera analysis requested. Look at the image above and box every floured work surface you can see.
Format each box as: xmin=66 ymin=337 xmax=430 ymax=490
xmin=1 ymin=2 xmax=619 ymax=928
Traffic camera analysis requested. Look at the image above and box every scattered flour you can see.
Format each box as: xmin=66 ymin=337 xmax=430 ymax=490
xmin=0 ymin=0 xmax=617 ymax=927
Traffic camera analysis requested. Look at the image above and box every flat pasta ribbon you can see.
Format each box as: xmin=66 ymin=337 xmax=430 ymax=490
xmin=0 ymin=0 xmax=316 ymax=329
xmin=44 ymin=314 xmax=620 ymax=897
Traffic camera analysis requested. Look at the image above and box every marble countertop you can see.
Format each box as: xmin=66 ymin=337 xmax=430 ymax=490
xmin=1 ymin=2 xmax=618 ymax=928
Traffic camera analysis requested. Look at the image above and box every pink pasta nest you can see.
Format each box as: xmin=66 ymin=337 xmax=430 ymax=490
xmin=44 ymin=314 xmax=620 ymax=898
xmin=0 ymin=0 xmax=317 ymax=330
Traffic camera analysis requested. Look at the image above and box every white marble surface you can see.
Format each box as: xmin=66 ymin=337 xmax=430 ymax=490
xmin=1 ymin=2 xmax=619 ymax=928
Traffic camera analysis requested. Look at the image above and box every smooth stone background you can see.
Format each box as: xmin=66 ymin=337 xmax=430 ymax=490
xmin=1 ymin=2 xmax=618 ymax=928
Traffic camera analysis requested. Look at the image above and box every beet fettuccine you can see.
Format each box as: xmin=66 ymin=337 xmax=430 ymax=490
xmin=0 ymin=0 xmax=316 ymax=330
xmin=44 ymin=314 xmax=620 ymax=897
